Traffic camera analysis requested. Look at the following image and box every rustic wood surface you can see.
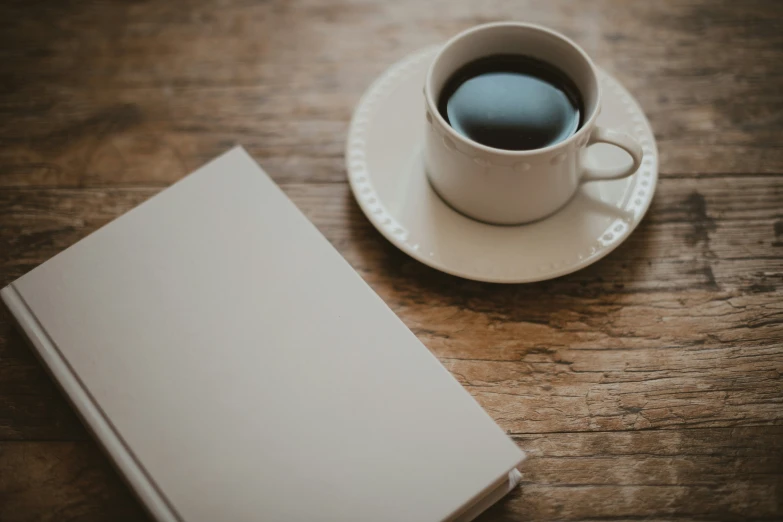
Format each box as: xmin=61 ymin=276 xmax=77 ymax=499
xmin=1 ymin=0 xmax=781 ymax=520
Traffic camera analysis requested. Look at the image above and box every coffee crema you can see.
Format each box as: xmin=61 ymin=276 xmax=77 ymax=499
xmin=437 ymin=54 xmax=584 ymax=151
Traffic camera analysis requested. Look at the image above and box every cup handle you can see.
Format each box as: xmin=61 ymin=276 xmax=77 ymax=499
xmin=581 ymin=126 xmax=644 ymax=182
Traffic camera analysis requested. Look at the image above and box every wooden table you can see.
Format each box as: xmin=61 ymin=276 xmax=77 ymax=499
xmin=1 ymin=1 xmax=781 ymax=520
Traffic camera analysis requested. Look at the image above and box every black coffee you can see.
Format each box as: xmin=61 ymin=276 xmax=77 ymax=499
xmin=438 ymin=54 xmax=583 ymax=151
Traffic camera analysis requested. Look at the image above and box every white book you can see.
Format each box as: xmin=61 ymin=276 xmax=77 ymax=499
xmin=2 ymin=147 xmax=525 ymax=522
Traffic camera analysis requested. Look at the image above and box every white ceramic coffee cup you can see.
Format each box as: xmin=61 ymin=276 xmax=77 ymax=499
xmin=424 ymin=22 xmax=643 ymax=225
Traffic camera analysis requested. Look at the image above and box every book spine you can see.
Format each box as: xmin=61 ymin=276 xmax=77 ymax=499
xmin=1 ymin=284 xmax=181 ymax=522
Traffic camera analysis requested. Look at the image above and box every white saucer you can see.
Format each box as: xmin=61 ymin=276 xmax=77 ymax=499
xmin=346 ymin=47 xmax=658 ymax=283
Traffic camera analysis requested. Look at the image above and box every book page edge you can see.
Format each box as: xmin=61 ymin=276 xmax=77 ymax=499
xmin=448 ymin=460 xmax=526 ymax=522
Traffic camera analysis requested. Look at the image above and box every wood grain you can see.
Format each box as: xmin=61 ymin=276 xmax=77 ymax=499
xmin=0 ymin=441 xmax=149 ymax=522
xmin=1 ymin=427 xmax=780 ymax=522
xmin=1 ymin=0 xmax=782 ymax=520
xmin=499 ymin=427 xmax=783 ymax=521
xmin=0 ymin=0 xmax=782 ymax=188
xmin=1 ymin=180 xmax=781 ymax=441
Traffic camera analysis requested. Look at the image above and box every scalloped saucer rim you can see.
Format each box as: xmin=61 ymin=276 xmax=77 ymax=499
xmin=346 ymin=47 xmax=658 ymax=283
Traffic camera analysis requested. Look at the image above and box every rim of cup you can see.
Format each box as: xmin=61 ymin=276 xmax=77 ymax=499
xmin=424 ymin=21 xmax=601 ymax=157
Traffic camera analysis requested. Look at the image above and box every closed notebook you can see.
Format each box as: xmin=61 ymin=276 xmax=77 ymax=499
xmin=1 ymin=147 xmax=525 ymax=522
